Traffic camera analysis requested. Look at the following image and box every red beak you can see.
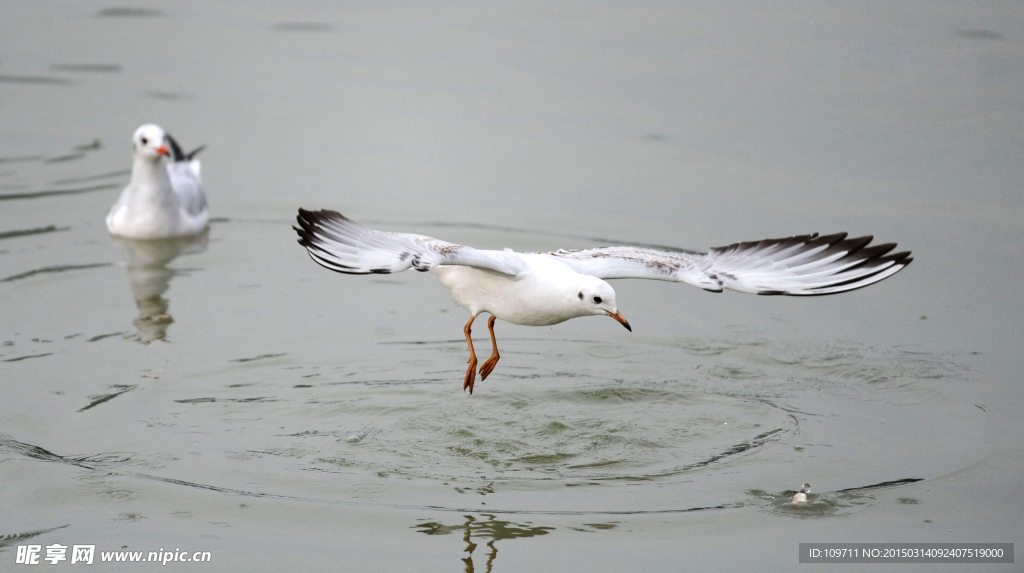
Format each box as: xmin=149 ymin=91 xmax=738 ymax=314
xmin=606 ymin=310 xmax=632 ymax=332
xmin=156 ymin=145 xmax=170 ymax=156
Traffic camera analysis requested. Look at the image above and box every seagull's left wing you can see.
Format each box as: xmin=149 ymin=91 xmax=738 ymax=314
xmin=295 ymin=209 xmax=529 ymax=276
xmin=547 ymin=232 xmax=912 ymax=296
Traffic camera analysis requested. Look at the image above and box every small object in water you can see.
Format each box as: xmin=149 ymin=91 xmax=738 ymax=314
xmin=346 ymin=435 xmax=360 ymax=443
xmin=295 ymin=210 xmax=912 ymax=394
xmin=107 ymin=124 xmax=209 ymax=238
xmin=792 ymin=483 xmax=811 ymax=503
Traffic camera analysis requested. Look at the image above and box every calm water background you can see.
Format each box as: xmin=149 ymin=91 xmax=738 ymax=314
xmin=2 ymin=1 xmax=1022 ymax=570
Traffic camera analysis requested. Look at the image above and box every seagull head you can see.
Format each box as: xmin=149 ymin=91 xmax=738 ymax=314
xmin=132 ymin=124 xmax=170 ymax=161
xmin=574 ymin=277 xmax=630 ymax=332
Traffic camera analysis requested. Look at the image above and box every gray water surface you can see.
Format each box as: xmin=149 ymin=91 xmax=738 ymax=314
xmin=2 ymin=2 xmax=1022 ymax=571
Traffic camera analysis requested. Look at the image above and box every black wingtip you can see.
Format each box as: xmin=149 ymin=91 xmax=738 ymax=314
xmin=788 ymin=245 xmax=914 ymax=296
xmin=164 ymin=134 xmax=205 ymax=162
xmin=710 ymin=231 xmax=915 ymax=297
xmin=294 ymin=209 xmax=378 ymax=276
xmin=293 ymin=211 xmax=319 ymax=248
xmin=185 ymin=145 xmax=206 ymax=160
xmin=297 ymin=208 xmax=349 ymax=225
xmin=295 ymin=208 xmax=324 ymax=232
xmin=890 ymin=251 xmax=913 ymax=264
xmin=165 ymin=134 xmax=186 ymax=162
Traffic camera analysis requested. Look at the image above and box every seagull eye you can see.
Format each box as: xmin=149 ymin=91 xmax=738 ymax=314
xmin=578 ymin=292 xmax=583 ymax=300
xmin=141 ymin=137 xmax=148 ymax=145
xmin=593 ymin=296 xmax=602 ymax=304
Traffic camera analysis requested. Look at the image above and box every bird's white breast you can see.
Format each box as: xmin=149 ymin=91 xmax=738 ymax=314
xmin=107 ymin=161 xmax=209 ymax=239
xmin=432 ymin=255 xmax=584 ymax=326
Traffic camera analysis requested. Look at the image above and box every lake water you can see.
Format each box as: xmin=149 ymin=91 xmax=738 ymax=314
xmin=2 ymin=2 xmax=1022 ymax=570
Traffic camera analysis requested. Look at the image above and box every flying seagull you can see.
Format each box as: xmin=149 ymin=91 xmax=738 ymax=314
xmin=294 ymin=209 xmax=912 ymax=393
xmin=106 ymin=124 xmax=209 ymax=239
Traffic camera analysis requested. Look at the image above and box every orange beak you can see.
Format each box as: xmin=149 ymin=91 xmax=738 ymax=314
xmin=606 ymin=310 xmax=631 ymax=332
xmin=156 ymin=145 xmax=170 ymax=156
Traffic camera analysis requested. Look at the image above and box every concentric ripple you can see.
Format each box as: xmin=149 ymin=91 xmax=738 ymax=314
xmin=313 ymin=384 xmax=794 ymax=482
xmin=151 ymin=334 xmax=968 ymax=497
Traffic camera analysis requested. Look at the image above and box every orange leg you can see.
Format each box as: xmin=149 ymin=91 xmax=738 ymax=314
xmin=478 ymin=316 xmax=501 ymax=381
xmin=463 ymin=315 xmax=478 ymax=393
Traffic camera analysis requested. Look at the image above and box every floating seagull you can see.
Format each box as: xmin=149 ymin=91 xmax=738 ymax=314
xmin=106 ymin=124 xmax=209 ymax=239
xmin=792 ymin=483 xmax=811 ymax=503
xmin=294 ymin=209 xmax=912 ymax=393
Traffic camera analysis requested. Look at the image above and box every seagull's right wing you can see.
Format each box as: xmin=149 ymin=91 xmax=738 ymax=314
xmin=166 ymin=134 xmax=206 ymax=163
xmin=166 ymin=164 xmax=206 ymax=217
xmin=166 ymin=134 xmax=204 ymax=181
xmin=165 ymin=134 xmax=207 ymax=216
xmin=295 ymin=209 xmax=529 ymax=276
xmin=548 ymin=232 xmax=912 ymax=296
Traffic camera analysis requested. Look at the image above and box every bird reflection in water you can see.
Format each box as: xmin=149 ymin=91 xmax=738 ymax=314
xmin=414 ymin=514 xmax=554 ymax=573
xmin=112 ymin=231 xmax=208 ymax=343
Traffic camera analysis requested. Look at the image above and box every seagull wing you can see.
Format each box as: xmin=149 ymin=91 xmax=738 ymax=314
xmin=165 ymin=134 xmax=207 ymax=216
xmin=166 ymin=134 xmax=188 ymax=162
xmin=166 ymin=135 xmax=204 ymax=179
xmin=167 ymin=162 xmax=207 ymax=216
xmin=547 ymin=232 xmax=912 ymax=296
xmin=295 ymin=209 xmax=530 ymax=276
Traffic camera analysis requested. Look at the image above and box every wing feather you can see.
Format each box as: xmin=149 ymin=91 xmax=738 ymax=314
xmin=548 ymin=232 xmax=911 ymax=296
xmin=296 ymin=210 xmax=912 ymax=295
xmin=167 ymin=163 xmax=206 ymax=216
xmin=295 ymin=209 xmax=528 ymax=276
xmin=165 ymin=134 xmax=207 ymax=216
